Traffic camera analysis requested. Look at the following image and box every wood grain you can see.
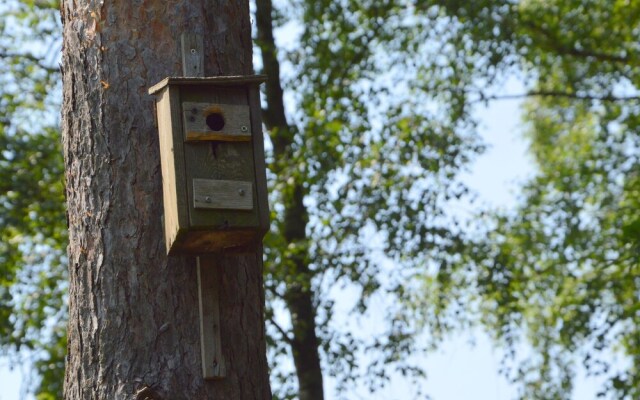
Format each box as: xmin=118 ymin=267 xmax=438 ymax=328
xmin=193 ymin=179 xmax=253 ymax=210
xmin=181 ymin=33 xmax=204 ymax=78
xmin=197 ymin=256 xmax=226 ymax=379
xmin=182 ymin=101 xmax=252 ymax=142
xmin=148 ymin=75 xmax=267 ymax=94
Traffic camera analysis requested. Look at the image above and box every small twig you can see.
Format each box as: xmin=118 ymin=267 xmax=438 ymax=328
xmin=521 ymin=19 xmax=632 ymax=65
xmin=478 ymin=90 xmax=640 ymax=103
xmin=0 ymin=51 xmax=59 ymax=74
xmin=267 ymin=315 xmax=295 ymax=345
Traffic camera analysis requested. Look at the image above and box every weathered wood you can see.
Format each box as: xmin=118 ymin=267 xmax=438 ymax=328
xmin=197 ymin=256 xmax=226 ymax=379
xmin=151 ymin=81 xmax=267 ymax=253
xmin=149 ymin=33 xmax=268 ymax=253
xmin=182 ymin=101 xmax=252 ymax=142
xmin=175 ymin=230 xmax=259 ymax=254
xmin=248 ymin=85 xmax=271 ymax=233
xmin=193 ymin=179 xmax=253 ymax=210
xmin=157 ymin=85 xmax=190 ymax=254
xmin=148 ymin=75 xmax=268 ymax=94
xmin=181 ymin=33 xmax=204 ymax=78
xmin=181 ymin=33 xmax=229 ymax=384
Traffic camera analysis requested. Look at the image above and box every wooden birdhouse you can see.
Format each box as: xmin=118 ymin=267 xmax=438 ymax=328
xmin=148 ymin=75 xmax=269 ymax=255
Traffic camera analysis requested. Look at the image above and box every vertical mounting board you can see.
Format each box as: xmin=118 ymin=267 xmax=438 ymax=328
xmin=197 ymin=256 xmax=226 ymax=379
xmin=181 ymin=33 xmax=204 ymax=78
xmin=181 ymin=32 xmax=225 ymax=380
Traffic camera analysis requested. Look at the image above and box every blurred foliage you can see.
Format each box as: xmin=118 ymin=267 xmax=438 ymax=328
xmin=259 ymin=0 xmax=482 ymax=397
xmin=0 ymin=0 xmax=66 ymax=399
xmin=2 ymin=0 xmax=639 ymax=399
xmin=425 ymin=1 xmax=640 ymax=399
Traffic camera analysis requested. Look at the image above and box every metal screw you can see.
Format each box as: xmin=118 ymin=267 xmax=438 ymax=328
xmin=205 ymin=196 xmax=212 ymax=203
xmin=190 ymin=48 xmax=197 ymax=54
xmin=238 ymin=189 xmax=245 ymax=196
xmin=240 ymin=125 xmax=248 ymax=132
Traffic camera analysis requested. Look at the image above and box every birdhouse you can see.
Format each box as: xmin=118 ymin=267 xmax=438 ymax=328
xmin=148 ymin=75 xmax=269 ymax=255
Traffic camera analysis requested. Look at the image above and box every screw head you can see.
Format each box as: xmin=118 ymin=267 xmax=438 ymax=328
xmin=240 ymin=125 xmax=248 ymax=132
xmin=205 ymin=196 xmax=212 ymax=203
xmin=238 ymin=189 xmax=245 ymax=196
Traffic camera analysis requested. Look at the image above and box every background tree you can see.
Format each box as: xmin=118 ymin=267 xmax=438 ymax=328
xmin=256 ymin=0 xmax=482 ymax=397
xmin=423 ymin=1 xmax=640 ymax=399
xmin=0 ymin=1 xmax=66 ymax=398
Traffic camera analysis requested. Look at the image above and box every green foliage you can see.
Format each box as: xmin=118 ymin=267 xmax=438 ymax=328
xmin=0 ymin=0 xmax=66 ymax=398
xmin=261 ymin=0 xmax=484 ymax=396
xmin=427 ymin=1 xmax=640 ymax=398
xmin=3 ymin=0 xmax=639 ymax=399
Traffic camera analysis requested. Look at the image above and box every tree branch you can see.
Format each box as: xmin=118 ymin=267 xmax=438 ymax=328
xmin=477 ymin=90 xmax=640 ymax=103
xmin=521 ymin=20 xmax=631 ymax=65
xmin=266 ymin=315 xmax=295 ymax=346
xmin=0 ymin=51 xmax=59 ymax=74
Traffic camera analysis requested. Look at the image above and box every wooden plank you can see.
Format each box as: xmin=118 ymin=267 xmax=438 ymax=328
xmin=174 ymin=229 xmax=257 ymax=253
xmin=148 ymin=75 xmax=268 ymax=94
xmin=181 ymin=33 xmax=204 ymax=78
xmin=248 ymin=85 xmax=271 ymax=236
xmin=193 ymin=179 xmax=253 ymax=210
xmin=182 ymin=87 xmax=260 ymax=230
xmin=185 ymin=140 xmax=260 ymax=229
xmin=182 ymin=102 xmax=252 ymax=142
xmin=156 ymin=86 xmax=189 ymax=254
xmin=182 ymin=33 xmax=227 ymax=381
xmin=197 ymin=256 xmax=226 ymax=379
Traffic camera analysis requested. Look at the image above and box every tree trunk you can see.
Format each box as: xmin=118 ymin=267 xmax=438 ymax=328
xmin=61 ymin=1 xmax=271 ymax=399
xmin=255 ymin=0 xmax=325 ymax=399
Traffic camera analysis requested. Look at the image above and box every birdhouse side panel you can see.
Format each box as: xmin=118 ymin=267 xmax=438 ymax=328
xmin=156 ymin=87 xmax=189 ymax=253
xmin=248 ymin=85 xmax=270 ymax=235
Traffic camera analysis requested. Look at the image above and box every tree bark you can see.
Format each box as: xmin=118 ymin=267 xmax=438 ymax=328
xmin=61 ymin=1 xmax=271 ymax=399
xmin=255 ymin=1 xmax=325 ymax=399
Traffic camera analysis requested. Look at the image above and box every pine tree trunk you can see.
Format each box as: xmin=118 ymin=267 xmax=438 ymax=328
xmin=61 ymin=1 xmax=271 ymax=398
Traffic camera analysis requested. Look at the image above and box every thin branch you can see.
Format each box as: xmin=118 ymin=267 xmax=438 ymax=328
xmin=477 ymin=90 xmax=640 ymax=103
xmin=267 ymin=315 xmax=295 ymax=346
xmin=264 ymin=284 xmax=296 ymax=345
xmin=0 ymin=51 xmax=59 ymax=74
xmin=521 ymin=20 xmax=632 ymax=65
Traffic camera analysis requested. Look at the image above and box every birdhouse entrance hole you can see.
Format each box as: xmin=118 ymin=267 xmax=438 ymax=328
xmin=206 ymin=112 xmax=225 ymax=131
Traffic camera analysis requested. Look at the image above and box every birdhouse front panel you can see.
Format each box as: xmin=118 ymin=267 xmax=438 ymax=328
xmin=149 ymin=76 xmax=269 ymax=255
xmin=180 ymin=85 xmax=260 ymax=229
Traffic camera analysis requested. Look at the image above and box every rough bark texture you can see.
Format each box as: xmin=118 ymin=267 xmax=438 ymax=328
xmin=61 ymin=1 xmax=271 ymax=399
xmin=255 ymin=0 xmax=325 ymax=399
